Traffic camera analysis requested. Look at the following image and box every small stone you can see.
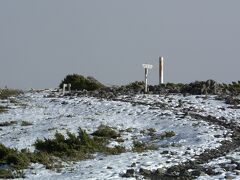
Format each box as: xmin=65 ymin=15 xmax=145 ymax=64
xmin=131 ymin=163 xmax=136 ymax=167
xmin=155 ymin=168 xmax=165 ymax=175
xmin=214 ymin=134 xmax=221 ymax=138
xmin=122 ymin=169 xmax=135 ymax=178
xmin=191 ymin=170 xmax=201 ymax=177
xmin=126 ymin=169 xmax=135 ymax=175
xmin=161 ymin=150 xmax=169 ymax=154
xmin=61 ymin=101 xmax=68 ymax=105
xmin=234 ymin=170 xmax=240 ymax=175
xmin=139 ymin=168 xmax=152 ymax=176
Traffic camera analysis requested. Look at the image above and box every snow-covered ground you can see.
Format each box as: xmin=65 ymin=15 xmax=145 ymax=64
xmin=0 ymin=92 xmax=239 ymax=179
xmin=118 ymin=94 xmax=240 ymax=126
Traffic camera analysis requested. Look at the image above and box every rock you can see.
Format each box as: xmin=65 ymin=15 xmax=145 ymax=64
xmin=131 ymin=163 xmax=136 ymax=167
xmin=165 ymin=166 xmax=180 ymax=176
xmin=161 ymin=150 xmax=169 ymax=154
xmin=234 ymin=170 xmax=240 ymax=175
xmin=225 ymin=96 xmax=240 ymax=106
xmin=154 ymin=168 xmax=165 ymax=176
xmin=204 ymin=167 xmax=215 ymax=176
xmin=139 ymin=168 xmax=151 ymax=176
xmin=214 ymin=134 xmax=222 ymax=138
xmin=61 ymin=101 xmax=68 ymax=105
xmin=122 ymin=169 xmax=135 ymax=178
xmin=191 ymin=170 xmax=202 ymax=177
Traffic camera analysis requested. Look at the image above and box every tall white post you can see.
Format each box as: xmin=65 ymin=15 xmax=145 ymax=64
xmin=144 ymin=68 xmax=148 ymax=93
xmin=159 ymin=57 xmax=164 ymax=85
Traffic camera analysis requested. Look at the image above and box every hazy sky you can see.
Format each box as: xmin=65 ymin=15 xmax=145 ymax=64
xmin=0 ymin=1 xmax=240 ymax=89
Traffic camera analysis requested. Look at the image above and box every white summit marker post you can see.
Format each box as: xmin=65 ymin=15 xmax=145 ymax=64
xmin=142 ymin=64 xmax=153 ymax=93
xmin=159 ymin=56 xmax=164 ymax=85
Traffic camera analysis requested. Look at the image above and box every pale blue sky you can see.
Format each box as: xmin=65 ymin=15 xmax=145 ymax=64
xmin=0 ymin=0 xmax=240 ymax=89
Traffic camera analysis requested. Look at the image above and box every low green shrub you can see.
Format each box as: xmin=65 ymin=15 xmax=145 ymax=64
xmin=0 ymin=143 xmax=13 ymax=160
xmin=92 ymin=125 xmax=120 ymax=139
xmin=227 ymin=81 xmax=240 ymax=94
xmin=160 ymin=131 xmax=176 ymax=140
xmin=165 ymin=83 xmax=184 ymax=89
xmin=147 ymin=128 xmax=156 ymax=136
xmin=59 ymin=74 xmax=104 ymax=91
xmin=0 ymin=121 xmax=17 ymax=127
xmin=0 ymin=143 xmax=61 ymax=177
xmin=0 ymin=89 xmax=22 ymax=99
xmin=0 ymin=144 xmax=29 ymax=170
xmin=125 ymin=81 xmax=145 ymax=90
xmin=132 ymin=140 xmax=158 ymax=153
xmin=6 ymin=153 xmax=29 ymax=170
xmin=106 ymin=145 xmax=126 ymax=155
xmin=35 ymin=128 xmax=124 ymax=161
xmin=21 ymin=121 xmax=33 ymax=126
xmin=0 ymin=169 xmax=14 ymax=179
xmin=0 ymin=144 xmax=54 ymax=177
xmin=0 ymin=128 xmax=127 ymax=178
xmin=0 ymin=106 xmax=8 ymax=114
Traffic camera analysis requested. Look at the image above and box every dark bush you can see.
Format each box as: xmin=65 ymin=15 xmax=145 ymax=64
xmin=6 ymin=153 xmax=29 ymax=169
xmin=92 ymin=125 xmax=120 ymax=139
xmin=0 ymin=143 xmax=12 ymax=160
xmin=0 ymin=121 xmax=17 ymax=127
xmin=160 ymin=131 xmax=176 ymax=139
xmin=35 ymin=128 xmax=125 ymax=161
xmin=132 ymin=141 xmax=157 ymax=153
xmin=125 ymin=81 xmax=145 ymax=91
xmin=0 ymin=89 xmax=22 ymax=99
xmin=21 ymin=121 xmax=33 ymax=126
xmin=59 ymin=74 xmax=104 ymax=91
xmin=0 ymin=143 xmax=30 ymax=170
xmin=0 ymin=106 xmax=8 ymax=114
xmin=0 ymin=169 xmax=14 ymax=179
xmin=227 ymin=81 xmax=240 ymax=95
xmin=35 ymin=128 xmax=102 ymax=160
xmin=106 ymin=145 xmax=126 ymax=155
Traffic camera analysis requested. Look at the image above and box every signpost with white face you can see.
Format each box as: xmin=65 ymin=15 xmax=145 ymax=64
xmin=62 ymin=83 xmax=71 ymax=95
xmin=142 ymin=64 xmax=153 ymax=93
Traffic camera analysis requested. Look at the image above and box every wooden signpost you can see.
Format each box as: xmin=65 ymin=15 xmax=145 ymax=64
xmin=62 ymin=83 xmax=71 ymax=95
xmin=142 ymin=64 xmax=153 ymax=93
